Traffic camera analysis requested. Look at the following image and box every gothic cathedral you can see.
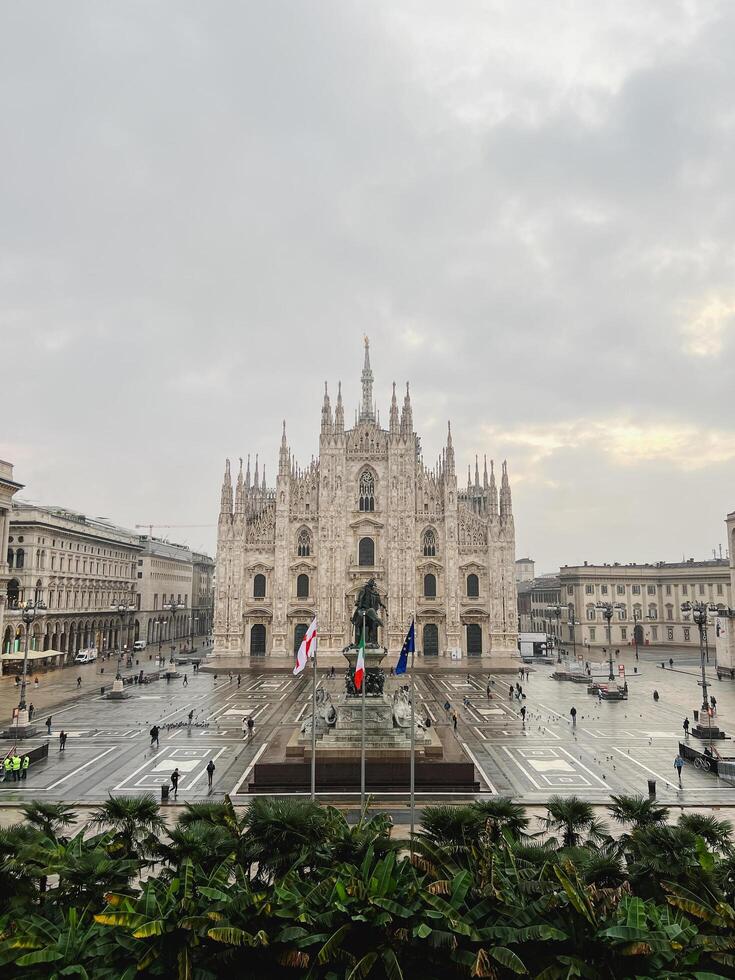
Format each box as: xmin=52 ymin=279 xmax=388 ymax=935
xmin=214 ymin=339 xmax=517 ymax=660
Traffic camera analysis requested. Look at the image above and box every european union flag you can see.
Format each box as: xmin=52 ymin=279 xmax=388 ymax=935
xmin=396 ymin=621 xmax=415 ymax=675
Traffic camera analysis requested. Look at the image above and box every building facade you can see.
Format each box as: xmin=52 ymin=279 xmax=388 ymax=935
xmin=192 ymin=551 xmax=215 ymax=640
xmin=559 ymin=560 xmax=732 ymax=651
xmin=135 ymin=537 xmax=195 ymax=650
xmin=2 ymin=503 xmax=141 ymax=664
xmin=214 ymin=340 xmax=517 ymax=659
xmin=515 ymin=558 xmax=535 ymax=583
xmin=517 ymin=575 xmax=561 ymax=634
xmin=0 ymin=461 xmax=24 ymax=671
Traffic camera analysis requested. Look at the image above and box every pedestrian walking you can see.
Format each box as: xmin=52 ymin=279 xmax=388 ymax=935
xmin=213 ymin=674 xmax=218 ymax=685
xmin=182 ymin=674 xmax=188 ymax=687
xmin=34 ymin=676 xmax=39 ymax=689
xmin=242 ymin=717 xmax=248 ymax=739
xmin=330 ymin=665 xmax=335 ymax=679
xmin=486 ymin=683 xmax=492 ymax=699
xmin=45 ymin=716 xmax=52 ymax=736
xmin=247 ymin=716 xmax=255 ymax=740
xmin=520 ymin=705 xmax=527 ymax=725
xmin=452 ymin=711 xmax=458 ymax=731
xmin=443 ymin=700 xmax=451 ymax=717
xmin=206 ymin=759 xmax=215 ymax=790
xmin=508 ymin=685 xmax=514 ymax=699
xmin=188 ymin=710 xmax=194 ymax=726
xmin=525 ymin=668 xmax=530 ymax=681
xmin=21 ymin=754 xmax=29 ymax=780
xmin=28 ymin=703 xmax=34 ymax=721
xmin=669 ymin=658 xmax=674 ymax=669
xmin=150 ymin=725 xmax=160 ymax=748
xmin=570 ymin=706 xmax=577 ymax=728
xmin=683 ymin=717 xmax=690 ymax=737
xmin=228 ymin=671 xmax=233 ymax=684
xmin=11 ymin=753 xmax=21 ymax=781
xmin=237 ymin=674 xmax=241 ymax=687
xmin=462 ymin=695 xmax=470 ymax=709
xmin=170 ymin=768 xmax=180 ymax=800
xmin=390 ymin=666 xmax=394 ymax=676
xmin=466 ymin=673 xmax=471 ymax=684
xmin=674 ymin=754 xmax=684 ymax=788
xmin=59 ymin=730 xmax=67 ymax=751
xmin=710 ymin=696 xmax=717 ymax=716
xmin=77 ymin=676 xmax=82 ymax=688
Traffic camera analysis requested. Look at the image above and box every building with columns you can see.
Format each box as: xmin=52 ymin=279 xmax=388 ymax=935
xmin=214 ymin=339 xmax=517 ymax=660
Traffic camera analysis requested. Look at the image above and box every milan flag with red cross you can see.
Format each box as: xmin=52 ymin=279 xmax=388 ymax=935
xmin=293 ymin=617 xmax=317 ymax=676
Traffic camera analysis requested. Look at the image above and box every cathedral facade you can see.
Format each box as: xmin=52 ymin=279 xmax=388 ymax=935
xmin=214 ymin=340 xmax=517 ymax=660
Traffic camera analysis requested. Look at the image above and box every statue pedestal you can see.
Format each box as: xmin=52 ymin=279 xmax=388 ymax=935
xmin=105 ymin=676 xmax=132 ymax=700
xmin=2 ymin=708 xmax=37 ymax=739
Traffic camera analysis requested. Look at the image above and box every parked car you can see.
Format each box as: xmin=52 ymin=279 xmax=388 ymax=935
xmin=74 ymin=648 xmax=98 ymax=664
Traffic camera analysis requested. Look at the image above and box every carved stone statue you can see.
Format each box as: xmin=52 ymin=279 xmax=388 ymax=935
xmin=351 ymin=577 xmax=387 ymax=645
xmin=300 ymin=687 xmax=337 ymax=736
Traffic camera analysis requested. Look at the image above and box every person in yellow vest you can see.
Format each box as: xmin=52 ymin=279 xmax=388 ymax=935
xmin=2 ymin=755 xmax=11 ymax=781
xmin=21 ymin=755 xmax=30 ymax=780
xmin=11 ymin=753 xmax=22 ymax=782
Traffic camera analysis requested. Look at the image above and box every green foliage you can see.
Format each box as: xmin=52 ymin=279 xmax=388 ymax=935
xmin=0 ymin=794 xmax=733 ymax=978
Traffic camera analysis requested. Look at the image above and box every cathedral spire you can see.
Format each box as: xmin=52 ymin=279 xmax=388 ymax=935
xmin=389 ymin=381 xmax=399 ymax=436
xmin=219 ymin=458 xmax=233 ymax=519
xmin=253 ymin=453 xmax=259 ymax=490
xmin=262 ymin=465 xmax=266 ymax=492
xmin=474 ymin=454 xmax=480 ymax=488
xmin=321 ymin=381 xmax=333 ymax=436
xmin=279 ymin=421 xmax=290 ymax=477
xmin=235 ymin=457 xmax=244 ymax=516
xmin=245 ymin=453 xmax=251 ymax=489
xmin=359 ymin=335 xmax=375 ymax=422
xmin=400 ymin=381 xmax=413 ymax=437
xmin=500 ymin=460 xmax=512 ymax=521
xmin=445 ymin=421 xmax=455 ymax=477
xmin=483 ymin=455 xmax=489 ymax=489
xmin=334 ymin=381 xmax=344 ymax=433
xmin=489 ymin=459 xmax=498 ymax=517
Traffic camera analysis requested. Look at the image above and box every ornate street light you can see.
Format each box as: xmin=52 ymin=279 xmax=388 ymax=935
xmin=545 ymin=604 xmax=564 ymax=662
xmin=682 ymin=601 xmax=718 ymax=723
xmin=164 ymin=598 xmax=184 ymax=659
xmin=15 ymin=597 xmax=46 ymax=731
xmin=567 ymin=603 xmax=581 ymax=661
xmin=111 ymin=599 xmax=135 ymax=675
xmin=595 ymin=601 xmax=626 ymax=680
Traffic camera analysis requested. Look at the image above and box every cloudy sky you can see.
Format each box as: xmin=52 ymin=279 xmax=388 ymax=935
xmin=1 ymin=1 xmax=734 ymax=572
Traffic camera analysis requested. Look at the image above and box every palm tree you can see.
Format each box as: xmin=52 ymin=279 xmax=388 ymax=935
xmin=19 ymin=802 xmax=77 ymax=841
xmin=241 ymin=797 xmax=330 ymax=878
xmin=90 ymin=794 xmax=166 ymax=859
xmin=418 ymin=804 xmax=482 ymax=849
xmin=544 ymin=796 xmax=608 ymax=848
xmin=472 ymin=798 xmax=529 ymax=842
xmin=677 ymin=813 xmax=734 ymax=855
xmin=607 ymin=794 xmax=668 ymax=831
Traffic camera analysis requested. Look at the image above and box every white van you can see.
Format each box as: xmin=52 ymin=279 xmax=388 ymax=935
xmin=133 ymin=640 xmax=146 ymax=652
xmin=74 ymin=648 xmax=98 ymax=664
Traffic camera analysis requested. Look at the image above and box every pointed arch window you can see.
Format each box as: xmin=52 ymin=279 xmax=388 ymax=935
xmin=422 ymin=529 xmax=436 ymax=557
xmin=296 ymin=574 xmax=309 ymax=599
xmin=358 ymin=537 xmax=375 ymax=567
xmin=253 ymin=574 xmax=266 ymax=599
xmin=423 ymin=573 xmax=436 ymax=598
xmin=466 ymin=574 xmax=479 ymax=598
xmin=358 ymin=470 xmax=375 ymax=511
xmin=297 ymin=528 xmax=311 ymax=557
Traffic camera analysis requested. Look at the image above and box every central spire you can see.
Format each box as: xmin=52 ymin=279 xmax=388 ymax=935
xmin=359 ymin=335 xmax=375 ymax=422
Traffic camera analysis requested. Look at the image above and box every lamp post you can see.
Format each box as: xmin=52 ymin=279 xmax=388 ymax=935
xmin=567 ymin=604 xmax=580 ymax=661
xmin=164 ymin=599 xmax=184 ymax=661
xmin=111 ymin=600 xmax=135 ymax=676
xmin=682 ymin=602 xmax=718 ymax=731
xmin=13 ymin=598 xmax=46 ymax=734
xmin=595 ymin=601 xmax=625 ymax=680
xmin=545 ymin=604 xmax=564 ymax=662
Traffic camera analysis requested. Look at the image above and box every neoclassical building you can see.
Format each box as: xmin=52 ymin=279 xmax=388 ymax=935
xmin=214 ymin=340 xmax=517 ymax=660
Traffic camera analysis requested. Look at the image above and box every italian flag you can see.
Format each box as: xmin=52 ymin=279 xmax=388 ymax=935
xmin=293 ymin=617 xmax=317 ymax=676
xmin=354 ymin=625 xmax=365 ymax=691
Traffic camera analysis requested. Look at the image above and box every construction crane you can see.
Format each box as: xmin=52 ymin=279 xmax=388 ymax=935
xmin=135 ymin=523 xmax=215 ymax=540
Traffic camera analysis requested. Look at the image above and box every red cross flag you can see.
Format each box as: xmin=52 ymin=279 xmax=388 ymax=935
xmin=293 ymin=617 xmax=318 ymax=676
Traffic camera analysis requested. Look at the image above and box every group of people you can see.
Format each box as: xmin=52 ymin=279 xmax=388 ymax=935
xmin=1 ymin=751 xmax=30 ymax=780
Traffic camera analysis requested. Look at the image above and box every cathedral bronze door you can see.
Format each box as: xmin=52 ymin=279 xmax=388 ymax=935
xmin=466 ymin=623 xmax=482 ymax=657
xmin=250 ymin=624 xmax=266 ymax=656
xmin=294 ymin=623 xmax=307 ymax=653
xmin=423 ymin=623 xmax=439 ymax=657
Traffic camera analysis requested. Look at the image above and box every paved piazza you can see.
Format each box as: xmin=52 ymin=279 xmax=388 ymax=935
xmin=1 ymin=648 xmax=734 ymax=808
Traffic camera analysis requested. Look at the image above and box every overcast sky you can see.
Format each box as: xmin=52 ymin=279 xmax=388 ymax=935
xmin=1 ymin=1 xmax=734 ymax=573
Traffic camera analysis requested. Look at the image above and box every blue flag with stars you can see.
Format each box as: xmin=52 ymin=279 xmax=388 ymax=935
xmin=396 ymin=621 xmax=414 ymax=675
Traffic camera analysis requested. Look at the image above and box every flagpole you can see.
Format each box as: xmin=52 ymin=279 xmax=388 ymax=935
xmin=360 ymin=609 xmax=366 ymax=815
xmin=310 ymin=633 xmax=317 ymax=802
xmin=410 ymin=617 xmax=416 ymax=855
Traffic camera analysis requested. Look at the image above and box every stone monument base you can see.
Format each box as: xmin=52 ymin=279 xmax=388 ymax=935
xmin=105 ymin=677 xmax=132 ymax=700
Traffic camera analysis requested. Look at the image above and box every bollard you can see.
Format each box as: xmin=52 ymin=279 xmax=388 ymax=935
xmin=100 ymin=686 xmax=105 ymax=695
xmin=647 ymin=779 xmax=656 ymax=799
xmin=693 ymin=710 xmax=699 ymax=723
xmin=161 ymin=784 xmax=169 ymax=803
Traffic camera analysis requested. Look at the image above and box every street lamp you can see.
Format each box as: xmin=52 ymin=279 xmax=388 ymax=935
xmin=111 ymin=600 xmax=135 ymax=675
xmin=595 ymin=601 xmax=626 ymax=680
xmin=164 ymin=599 xmax=184 ymax=660
xmin=545 ymin=604 xmax=564 ymax=662
xmin=14 ymin=597 xmax=46 ymax=732
xmin=682 ymin=601 xmax=718 ymax=724
xmin=567 ymin=604 xmax=580 ymax=661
